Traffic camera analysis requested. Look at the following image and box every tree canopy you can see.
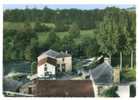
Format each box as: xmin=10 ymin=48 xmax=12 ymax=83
xmin=4 ymin=7 xmax=136 ymax=64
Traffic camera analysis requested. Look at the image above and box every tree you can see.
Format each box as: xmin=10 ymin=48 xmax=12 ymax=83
xmin=128 ymin=12 xmax=136 ymax=69
xmin=31 ymin=61 xmax=37 ymax=74
xmin=69 ymin=22 xmax=80 ymax=38
xmin=46 ymin=29 xmax=60 ymax=49
xmin=61 ymin=34 xmax=75 ymax=55
xmin=34 ymin=22 xmax=50 ymax=32
xmin=34 ymin=22 xmax=44 ymax=32
xmin=96 ymin=14 xmax=118 ymax=58
xmin=55 ymin=21 xmax=68 ymax=32
xmin=24 ymin=46 xmax=32 ymax=61
xmin=80 ymin=36 xmax=99 ymax=58
xmin=116 ymin=11 xmax=136 ymax=70
xmin=117 ymin=31 xmax=128 ymax=70
xmin=3 ymin=7 xmax=136 ymax=64
xmin=30 ymin=37 xmax=39 ymax=60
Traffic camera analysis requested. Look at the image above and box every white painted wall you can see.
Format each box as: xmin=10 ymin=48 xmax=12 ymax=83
xmin=37 ymin=64 xmax=45 ymax=77
xmin=37 ymin=62 xmax=55 ymax=77
xmin=46 ymin=63 xmax=56 ymax=75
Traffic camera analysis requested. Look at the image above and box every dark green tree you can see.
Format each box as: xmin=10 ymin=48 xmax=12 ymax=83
xmin=24 ymin=46 xmax=33 ymax=61
xmin=96 ymin=14 xmax=118 ymax=58
xmin=31 ymin=61 xmax=37 ymax=74
xmin=69 ymin=22 xmax=80 ymax=38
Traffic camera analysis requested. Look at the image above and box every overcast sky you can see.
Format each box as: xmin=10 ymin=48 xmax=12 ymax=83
xmin=4 ymin=4 xmax=135 ymax=10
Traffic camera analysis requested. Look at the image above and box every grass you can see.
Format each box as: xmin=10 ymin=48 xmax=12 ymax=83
xmin=37 ymin=32 xmax=48 ymax=46
xmin=38 ymin=29 xmax=95 ymax=46
xmin=4 ymin=22 xmax=26 ymax=30
xmin=4 ymin=22 xmax=96 ymax=47
xmin=4 ymin=22 xmax=55 ymax=30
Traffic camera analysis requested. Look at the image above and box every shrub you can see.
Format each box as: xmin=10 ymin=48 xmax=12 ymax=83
xmin=101 ymin=86 xmax=119 ymax=97
xmin=121 ymin=68 xmax=136 ymax=82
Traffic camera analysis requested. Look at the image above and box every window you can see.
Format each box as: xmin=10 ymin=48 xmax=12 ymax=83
xmin=45 ymin=72 xmax=49 ymax=76
xmin=44 ymin=67 xmax=47 ymax=71
xmin=62 ymin=64 xmax=65 ymax=72
xmin=56 ymin=64 xmax=60 ymax=72
xmin=62 ymin=64 xmax=65 ymax=67
xmin=28 ymin=87 xmax=32 ymax=94
xmin=98 ymin=86 xmax=103 ymax=95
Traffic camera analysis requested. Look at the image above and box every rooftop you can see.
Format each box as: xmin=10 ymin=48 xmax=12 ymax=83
xmin=38 ymin=49 xmax=71 ymax=60
xmin=90 ymin=62 xmax=113 ymax=85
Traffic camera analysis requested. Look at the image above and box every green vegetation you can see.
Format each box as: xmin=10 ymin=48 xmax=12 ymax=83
xmin=31 ymin=61 xmax=37 ymax=75
xmin=34 ymin=29 xmax=95 ymax=47
xmin=101 ymin=86 xmax=119 ymax=97
xmin=121 ymin=68 xmax=136 ymax=82
xmin=4 ymin=22 xmax=55 ymax=31
xmin=3 ymin=7 xmax=136 ymax=74
xmin=4 ymin=61 xmax=31 ymax=75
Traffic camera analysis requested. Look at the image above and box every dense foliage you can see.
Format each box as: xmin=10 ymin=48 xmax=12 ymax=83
xmin=101 ymin=86 xmax=119 ymax=97
xmin=4 ymin=7 xmax=104 ymax=30
xmin=120 ymin=68 xmax=136 ymax=82
xmin=3 ymin=22 xmax=39 ymax=61
xmin=3 ymin=7 xmax=136 ymax=65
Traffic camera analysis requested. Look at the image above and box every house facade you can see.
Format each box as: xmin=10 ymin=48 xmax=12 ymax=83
xmin=37 ymin=49 xmax=72 ymax=78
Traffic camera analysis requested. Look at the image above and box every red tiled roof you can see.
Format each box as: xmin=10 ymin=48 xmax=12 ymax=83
xmin=38 ymin=57 xmax=57 ymax=66
xmin=38 ymin=58 xmax=47 ymax=66
xmin=33 ymin=80 xmax=94 ymax=97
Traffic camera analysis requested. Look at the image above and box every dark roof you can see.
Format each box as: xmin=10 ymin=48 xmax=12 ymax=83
xmin=45 ymin=49 xmax=60 ymax=58
xmin=90 ymin=62 xmax=113 ymax=85
xmin=33 ymin=80 xmax=94 ymax=97
xmin=20 ymin=81 xmax=33 ymax=89
xmin=3 ymin=78 xmax=23 ymax=92
xmin=39 ymin=49 xmax=71 ymax=59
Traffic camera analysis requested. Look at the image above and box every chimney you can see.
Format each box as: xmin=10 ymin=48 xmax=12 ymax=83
xmin=65 ymin=50 xmax=68 ymax=54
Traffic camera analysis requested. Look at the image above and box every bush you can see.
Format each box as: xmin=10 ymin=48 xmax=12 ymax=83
xmin=31 ymin=61 xmax=37 ymax=75
xmin=121 ymin=68 xmax=136 ymax=82
xmin=101 ymin=86 xmax=119 ymax=97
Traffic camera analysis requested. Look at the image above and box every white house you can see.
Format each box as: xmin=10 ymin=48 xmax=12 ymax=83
xmin=37 ymin=49 xmax=72 ymax=79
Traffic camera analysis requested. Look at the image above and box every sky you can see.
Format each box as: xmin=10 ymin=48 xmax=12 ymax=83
xmin=4 ymin=4 xmax=135 ymax=10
